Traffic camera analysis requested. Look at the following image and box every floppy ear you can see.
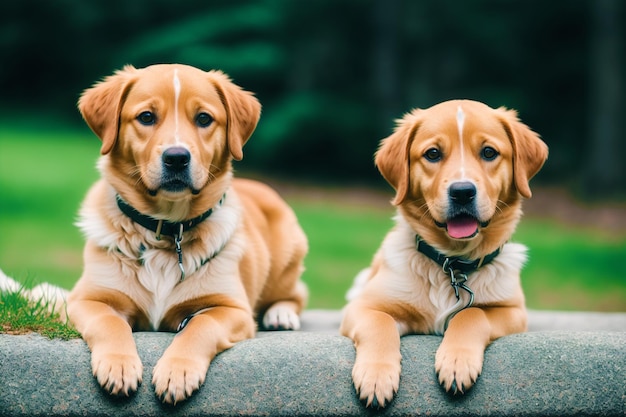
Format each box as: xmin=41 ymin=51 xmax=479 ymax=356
xmin=208 ymin=71 xmax=261 ymax=161
xmin=375 ymin=110 xmax=422 ymax=205
xmin=497 ymin=107 xmax=549 ymax=198
xmin=78 ymin=65 xmax=138 ymax=155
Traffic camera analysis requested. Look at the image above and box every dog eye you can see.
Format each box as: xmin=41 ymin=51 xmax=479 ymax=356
xmin=137 ymin=111 xmax=156 ymax=126
xmin=424 ymin=148 xmax=442 ymax=162
xmin=481 ymin=146 xmax=499 ymax=161
xmin=195 ymin=113 xmax=213 ymax=127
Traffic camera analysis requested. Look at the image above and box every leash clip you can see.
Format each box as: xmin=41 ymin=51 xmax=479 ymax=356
xmin=442 ymin=258 xmax=471 ymax=300
xmin=442 ymin=258 xmax=474 ymax=303
xmin=442 ymin=257 xmax=475 ymax=331
xmin=174 ymin=224 xmax=185 ymax=282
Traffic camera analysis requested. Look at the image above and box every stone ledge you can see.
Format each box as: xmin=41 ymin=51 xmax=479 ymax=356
xmin=1 ymin=311 xmax=625 ymax=417
xmin=299 ymin=309 xmax=626 ymax=333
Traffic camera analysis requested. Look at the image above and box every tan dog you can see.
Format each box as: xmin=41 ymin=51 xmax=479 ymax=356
xmin=68 ymin=64 xmax=307 ymax=404
xmin=340 ymin=100 xmax=548 ymax=407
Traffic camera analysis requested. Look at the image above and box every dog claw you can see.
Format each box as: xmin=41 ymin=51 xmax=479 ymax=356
xmin=449 ymin=380 xmax=460 ymax=395
xmin=439 ymin=374 xmax=477 ymax=395
xmin=353 ymin=363 xmax=399 ymax=409
xmin=368 ymin=396 xmax=380 ymax=409
xmin=158 ymin=391 xmax=177 ymax=406
xmin=367 ymin=395 xmax=388 ymax=409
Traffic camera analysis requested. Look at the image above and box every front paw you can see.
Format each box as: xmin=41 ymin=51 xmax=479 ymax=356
xmin=91 ymin=352 xmax=143 ymax=396
xmin=435 ymin=346 xmax=483 ymax=394
xmin=351 ymin=360 xmax=400 ymax=408
xmin=152 ymin=356 xmax=209 ymax=404
xmin=262 ymin=305 xmax=301 ymax=330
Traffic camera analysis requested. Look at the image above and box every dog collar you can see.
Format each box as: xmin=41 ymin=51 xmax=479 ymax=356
xmin=116 ymin=194 xmax=225 ymax=281
xmin=116 ymin=194 xmax=224 ymax=240
xmin=415 ymin=236 xmax=500 ymax=275
xmin=415 ymin=235 xmax=501 ymax=331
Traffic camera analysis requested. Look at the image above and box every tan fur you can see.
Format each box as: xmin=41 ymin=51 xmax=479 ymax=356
xmin=340 ymin=100 xmax=548 ymax=407
xmin=68 ymin=64 xmax=307 ymax=404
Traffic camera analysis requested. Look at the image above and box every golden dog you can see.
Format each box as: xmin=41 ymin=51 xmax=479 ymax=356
xmin=340 ymin=100 xmax=548 ymax=407
xmin=68 ymin=64 xmax=307 ymax=404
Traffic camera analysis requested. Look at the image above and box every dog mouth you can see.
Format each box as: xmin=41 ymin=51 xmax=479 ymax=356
xmin=435 ymin=215 xmax=489 ymax=239
xmin=147 ymin=179 xmax=201 ymax=196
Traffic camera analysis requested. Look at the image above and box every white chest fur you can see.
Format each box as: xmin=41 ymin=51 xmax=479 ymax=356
xmin=348 ymin=216 xmax=528 ymax=336
xmin=77 ymin=189 xmax=246 ymax=330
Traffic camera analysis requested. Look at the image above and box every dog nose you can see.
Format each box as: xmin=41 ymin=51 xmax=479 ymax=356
xmin=449 ymin=181 xmax=476 ymax=205
xmin=162 ymin=147 xmax=190 ymax=171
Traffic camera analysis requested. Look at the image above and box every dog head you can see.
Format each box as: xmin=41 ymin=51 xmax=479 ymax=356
xmin=78 ymin=64 xmax=261 ymax=218
xmin=376 ymin=100 xmax=548 ymax=251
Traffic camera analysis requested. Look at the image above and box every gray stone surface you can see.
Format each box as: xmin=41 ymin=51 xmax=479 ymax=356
xmin=1 ymin=310 xmax=625 ymax=417
xmin=527 ymin=310 xmax=626 ymax=332
xmin=299 ymin=309 xmax=626 ymax=333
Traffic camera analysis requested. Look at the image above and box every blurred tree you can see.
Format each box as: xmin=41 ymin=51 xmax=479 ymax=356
xmin=585 ymin=0 xmax=624 ymax=197
xmin=0 ymin=0 xmax=624 ymax=195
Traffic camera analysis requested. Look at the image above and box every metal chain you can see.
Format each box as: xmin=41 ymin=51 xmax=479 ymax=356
xmin=442 ymin=258 xmax=475 ymax=331
xmin=174 ymin=224 xmax=185 ymax=282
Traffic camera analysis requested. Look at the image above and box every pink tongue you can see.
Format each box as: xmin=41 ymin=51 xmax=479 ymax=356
xmin=447 ymin=217 xmax=479 ymax=239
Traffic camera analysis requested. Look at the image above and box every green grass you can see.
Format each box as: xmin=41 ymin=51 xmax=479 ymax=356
xmin=289 ymin=198 xmax=394 ymax=308
xmin=0 ymin=125 xmax=100 ymax=289
xmin=0 ymin=288 xmax=79 ymax=339
xmin=290 ymin=197 xmax=626 ymax=312
xmin=515 ymin=221 xmax=626 ymax=311
xmin=1 ymin=124 xmax=625 ymax=316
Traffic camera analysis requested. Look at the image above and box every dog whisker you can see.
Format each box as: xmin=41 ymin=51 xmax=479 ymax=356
xmin=494 ymin=199 xmax=512 ymax=216
xmin=411 ymin=200 xmax=435 ymax=224
xmin=207 ymin=164 xmax=222 ymax=182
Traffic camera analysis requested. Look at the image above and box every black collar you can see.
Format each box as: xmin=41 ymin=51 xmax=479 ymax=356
xmin=116 ymin=194 xmax=224 ymax=239
xmin=415 ymin=235 xmax=500 ymax=275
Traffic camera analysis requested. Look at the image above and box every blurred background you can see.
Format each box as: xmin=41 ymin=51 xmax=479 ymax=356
xmin=0 ymin=0 xmax=624 ymax=311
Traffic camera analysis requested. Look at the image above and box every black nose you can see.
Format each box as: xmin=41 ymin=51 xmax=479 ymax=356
xmin=449 ymin=181 xmax=476 ymax=205
xmin=162 ymin=147 xmax=190 ymax=171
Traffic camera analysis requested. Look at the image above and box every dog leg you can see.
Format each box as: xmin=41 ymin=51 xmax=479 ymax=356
xmin=152 ymin=305 xmax=255 ymax=404
xmin=435 ymin=306 xmax=526 ymax=394
xmin=341 ymin=304 xmax=402 ymax=408
xmin=68 ymin=299 xmax=143 ymax=397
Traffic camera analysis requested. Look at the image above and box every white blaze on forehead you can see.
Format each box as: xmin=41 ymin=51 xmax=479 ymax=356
xmin=173 ymin=69 xmax=182 ymax=144
xmin=456 ymin=105 xmax=466 ymax=179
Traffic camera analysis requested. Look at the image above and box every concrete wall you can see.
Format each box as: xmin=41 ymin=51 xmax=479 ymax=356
xmin=1 ymin=310 xmax=624 ymax=417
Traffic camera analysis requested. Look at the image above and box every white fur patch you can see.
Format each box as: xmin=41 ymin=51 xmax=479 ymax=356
xmin=352 ymin=215 xmax=527 ymax=336
xmin=29 ymin=283 xmax=69 ymax=312
xmin=456 ymin=105 xmax=466 ymax=179
xmin=173 ymin=69 xmax=182 ymax=145
xmin=0 ymin=269 xmax=21 ymax=293
xmin=0 ymin=268 xmax=68 ymax=313
xmin=345 ymin=267 xmax=371 ymax=301
xmin=77 ymin=185 xmax=247 ymax=330
xmin=262 ymin=304 xmax=301 ymax=330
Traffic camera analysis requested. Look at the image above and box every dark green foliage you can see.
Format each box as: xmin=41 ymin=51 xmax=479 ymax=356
xmin=0 ymin=0 xmax=624 ymax=192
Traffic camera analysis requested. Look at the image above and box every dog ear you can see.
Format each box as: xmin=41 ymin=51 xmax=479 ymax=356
xmin=78 ymin=66 xmax=138 ymax=155
xmin=497 ymin=108 xmax=549 ymax=198
xmin=375 ymin=110 xmax=422 ymax=205
xmin=208 ymin=71 xmax=261 ymax=161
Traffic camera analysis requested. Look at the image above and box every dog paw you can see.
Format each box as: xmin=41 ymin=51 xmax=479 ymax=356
xmin=434 ymin=346 xmax=483 ymax=394
xmin=262 ymin=304 xmax=301 ymax=330
xmin=152 ymin=357 xmax=208 ymax=404
xmin=351 ymin=361 xmax=400 ymax=408
xmin=91 ymin=353 xmax=143 ymax=396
